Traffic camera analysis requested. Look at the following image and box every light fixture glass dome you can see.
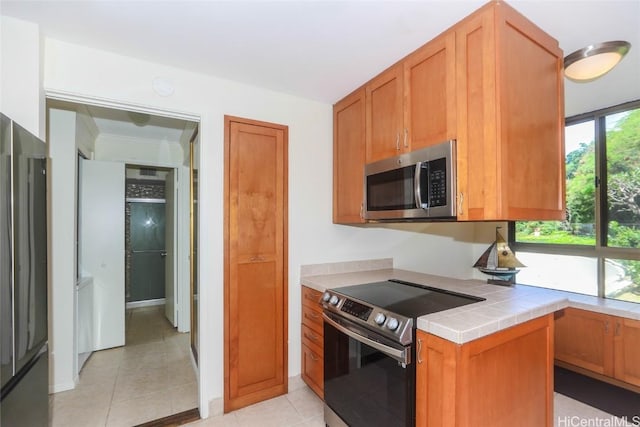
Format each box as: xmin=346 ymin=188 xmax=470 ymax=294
xmin=564 ymin=41 xmax=631 ymax=83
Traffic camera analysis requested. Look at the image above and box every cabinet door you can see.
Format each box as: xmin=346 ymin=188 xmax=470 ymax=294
xmin=333 ymin=89 xmax=366 ymax=224
xmin=455 ymin=1 xmax=564 ymax=221
xmin=614 ymin=317 xmax=640 ymax=387
xmin=366 ymin=64 xmax=403 ymax=163
xmin=555 ymin=308 xmax=614 ymax=376
xmin=404 ymin=31 xmax=456 ymax=151
xmin=415 ymin=330 xmax=458 ymax=427
xmin=454 ymin=8 xmax=495 ymax=221
xmin=224 ymin=117 xmax=288 ymax=412
xmin=494 ymin=3 xmax=565 ymax=221
xmin=301 ymin=344 xmax=324 ymax=399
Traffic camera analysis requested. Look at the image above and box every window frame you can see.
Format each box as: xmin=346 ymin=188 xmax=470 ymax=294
xmin=509 ymin=99 xmax=640 ymax=299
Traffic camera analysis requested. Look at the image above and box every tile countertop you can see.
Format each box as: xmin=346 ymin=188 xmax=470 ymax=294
xmin=300 ymin=268 xmax=640 ymax=345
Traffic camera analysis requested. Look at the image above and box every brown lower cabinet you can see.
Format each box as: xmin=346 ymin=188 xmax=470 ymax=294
xmin=301 ymin=286 xmax=324 ymax=398
xmin=416 ymin=314 xmax=554 ymax=427
xmin=555 ymin=307 xmax=640 ymax=389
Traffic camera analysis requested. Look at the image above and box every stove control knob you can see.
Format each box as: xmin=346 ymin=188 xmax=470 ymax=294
xmin=374 ymin=313 xmax=386 ymax=325
xmin=329 ymin=295 xmax=340 ymax=306
xmin=386 ymin=317 xmax=400 ymax=331
xmin=322 ymin=292 xmax=331 ymax=303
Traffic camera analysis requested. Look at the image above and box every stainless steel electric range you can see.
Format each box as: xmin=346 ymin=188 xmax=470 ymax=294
xmin=321 ymin=279 xmax=485 ymax=427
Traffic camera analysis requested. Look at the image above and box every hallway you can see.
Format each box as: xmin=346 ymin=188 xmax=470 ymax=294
xmin=50 ymin=306 xmax=197 ymax=426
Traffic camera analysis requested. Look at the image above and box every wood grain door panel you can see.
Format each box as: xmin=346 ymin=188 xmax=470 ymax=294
xmin=225 ymin=116 xmax=288 ymax=412
xmin=333 ymin=89 xmax=366 ymax=224
xmin=366 ymin=64 xmax=403 ymax=163
xmin=405 ymin=31 xmax=456 ymax=151
xmin=555 ymin=308 xmax=614 ymax=376
xmin=614 ymin=317 xmax=640 ymax=387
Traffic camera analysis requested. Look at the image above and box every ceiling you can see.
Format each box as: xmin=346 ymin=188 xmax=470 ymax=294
xmin=3 ymin=0 xmax=640 ymax=139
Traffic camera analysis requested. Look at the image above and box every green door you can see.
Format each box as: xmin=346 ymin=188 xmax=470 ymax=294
xmin=130 ymin=202 xmax=166 ymax=302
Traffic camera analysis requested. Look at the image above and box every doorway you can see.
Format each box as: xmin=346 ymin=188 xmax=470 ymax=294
xmin=47 ymin=99 xmax=201 ymax=426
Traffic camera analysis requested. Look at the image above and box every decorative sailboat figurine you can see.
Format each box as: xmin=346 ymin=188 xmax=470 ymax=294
xmin=473 ymin=227 xmax=525 ymax=286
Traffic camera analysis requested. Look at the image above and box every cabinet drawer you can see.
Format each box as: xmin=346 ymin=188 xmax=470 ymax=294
xmin=302 ymin=303 xmax=323 ymax=334
xmin=302 ymin=286 xmax=323 ymax=308
xmin=302 ymin=344 xmax=324 ymax=399
xmin=302 ymin=323 xmax=323 ymax=355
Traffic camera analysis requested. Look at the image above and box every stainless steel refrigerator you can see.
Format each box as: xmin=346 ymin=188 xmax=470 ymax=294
xmin=1 ymin=113 xmax=49 ymax=426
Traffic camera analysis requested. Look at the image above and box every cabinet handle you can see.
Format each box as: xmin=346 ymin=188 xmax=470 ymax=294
xmin=417 ymin=338 xmax=423 ymax=364
xmin=615 ymin=321 xmax=621 ymax=336
xmin=458 ymin=192 xmax=464 ymax=215
xmin=309 ymin=352 xmax=319 ymax=362
xmin=306 ymin=312 xmax=320 ymax=321
xmin=396 ymin=132 xmax=400 ymax=150
xmin=403 ymin=128 xmax=408 ymax=148
xmin=360 ymin=203 xmax=364 ymax=220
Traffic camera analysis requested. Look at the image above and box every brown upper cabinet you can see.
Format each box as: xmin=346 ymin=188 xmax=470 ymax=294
xmin=333 ymin=89 xmax=366 ymax=224
xmin=333 ymin=0 xmax=565 ymax=223
xmin=365 ymin=31 xmax=456 ymax=164
xmin=454 ymin=1 xmax=565 ymax=221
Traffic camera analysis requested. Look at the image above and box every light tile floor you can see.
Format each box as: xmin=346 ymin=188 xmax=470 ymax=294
xmin=187 ymin=389 xmax=626 ymax=427
xmin=50 ymin=305 xmax=198 ymax=427
xmin=50 ymin=305 xmax=629 ymax=426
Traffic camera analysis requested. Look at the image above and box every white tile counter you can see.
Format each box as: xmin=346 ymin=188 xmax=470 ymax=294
xmin=301 ymin=266 xmax=640 ymax=345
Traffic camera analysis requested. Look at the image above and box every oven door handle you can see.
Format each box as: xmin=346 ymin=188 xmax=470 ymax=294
xmin=322 ymin=313 xmax=410 ymax=365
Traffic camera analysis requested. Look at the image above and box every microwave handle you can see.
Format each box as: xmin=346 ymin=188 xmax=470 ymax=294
xmin=414 ymin=162 xmax=426 ymax=209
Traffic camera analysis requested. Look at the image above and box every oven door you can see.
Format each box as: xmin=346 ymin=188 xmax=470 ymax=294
xmin=323 ymin=312 xmax=415 ymax=427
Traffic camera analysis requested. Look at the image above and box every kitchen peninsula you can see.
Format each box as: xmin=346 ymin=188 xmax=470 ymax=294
xmin=300 ymin=259 xmax=639 ymax=427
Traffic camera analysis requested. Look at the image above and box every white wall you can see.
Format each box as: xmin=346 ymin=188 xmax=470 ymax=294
xmin=0 ymin=16 xmax=44 ymax=137
xmin=94 ymin=134 xmax=183 ymax=165
xmin=41 ymin=38 xmax=498 ymax=415
xmin=48 ymin=108 xmax=78 ymax=392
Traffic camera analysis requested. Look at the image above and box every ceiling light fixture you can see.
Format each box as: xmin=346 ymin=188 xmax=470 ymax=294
xmin=564 ymin=40 xmax=631 ymax=83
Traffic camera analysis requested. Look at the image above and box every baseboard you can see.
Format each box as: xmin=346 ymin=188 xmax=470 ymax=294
xmin=126 ymin=298 xmax=166 ymax=309
xmin=50 ymin=380 xmax=76 ymax=394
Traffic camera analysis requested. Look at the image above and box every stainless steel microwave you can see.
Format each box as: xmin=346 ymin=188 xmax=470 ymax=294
xmin=364 ymin=140 xmax=456 ymax=220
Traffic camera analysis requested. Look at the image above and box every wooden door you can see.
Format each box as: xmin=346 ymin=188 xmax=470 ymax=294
xmin=366 ymin=64 xmax=403 ymax=163
xmin=224 ymin=116 xmax=288 ymax=412
xmin=555 ymin=308 xmax=614 ymax=376
xmin=404 ymin=31 xmax=456 ymax=151
xmin=614 ymin=317 xmax=640 ymax=387
xmin=333 ymin=88 xmax=366 ymax=224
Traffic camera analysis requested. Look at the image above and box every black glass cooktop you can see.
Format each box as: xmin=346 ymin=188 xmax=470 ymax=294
xmin=334 ymin=279 xmax=484 ymax=319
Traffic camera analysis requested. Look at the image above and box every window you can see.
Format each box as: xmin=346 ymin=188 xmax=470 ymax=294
xmin=511 ymin=100 xmax=640 ymax=304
